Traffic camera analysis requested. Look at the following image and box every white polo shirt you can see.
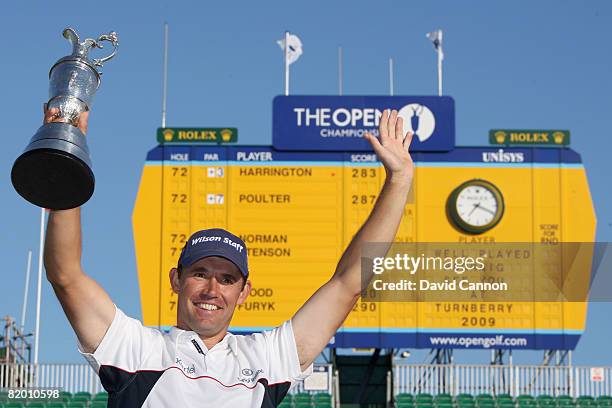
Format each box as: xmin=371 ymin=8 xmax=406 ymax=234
xmin=79 ymin=306 xmax=313 ymax=407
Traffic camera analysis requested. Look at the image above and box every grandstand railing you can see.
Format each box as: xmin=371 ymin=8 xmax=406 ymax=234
xmin=0 ymin=363 xmax=334 ymax=395
xmin=0 ymin=363 xmax=104 ymax=393
xmin=394 ymin=364 xmax=612 ymax=397
xmin=3 ymin=363 xmax=611 ymax=398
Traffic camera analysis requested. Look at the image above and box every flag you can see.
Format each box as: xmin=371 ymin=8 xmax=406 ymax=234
xmin=426 ymin=29 xmax=444 ymax=60
xmin=277 ymin=33 xmax=303 ymax=65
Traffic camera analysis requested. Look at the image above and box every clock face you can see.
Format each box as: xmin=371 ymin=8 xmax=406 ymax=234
xmin=447 ymin=180 xmax=504 ymax=234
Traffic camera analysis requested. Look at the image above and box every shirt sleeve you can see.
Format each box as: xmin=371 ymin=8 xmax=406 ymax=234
xmin=263 ymin=319 xmax=313 ymax=385
xmin=78 ymin=305 xmax=159 ymax=374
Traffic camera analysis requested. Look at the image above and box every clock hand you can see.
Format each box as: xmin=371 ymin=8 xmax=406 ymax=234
xmin=468 ymin=203 xmax=480 ymax=216
xmin=478 ymin=205 xmax=496 ymax=216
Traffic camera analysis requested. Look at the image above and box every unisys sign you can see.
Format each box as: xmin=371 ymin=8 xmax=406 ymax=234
xmin=272 ymin=95 xmax=455 ymax=151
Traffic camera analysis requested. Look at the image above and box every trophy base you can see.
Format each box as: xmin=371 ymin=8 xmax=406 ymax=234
xmin=11 ymin=123 xmax=95 ymax=210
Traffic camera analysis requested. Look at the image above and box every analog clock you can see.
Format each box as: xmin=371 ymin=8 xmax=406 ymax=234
xmin=447 ymin=179 xmax=504 ymax=234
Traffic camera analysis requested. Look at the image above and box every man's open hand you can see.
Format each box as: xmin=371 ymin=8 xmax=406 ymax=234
xmin=43 ymin=103 xmax=89 ymax=135
xmin=364 ymin=109 xmax=414 ymax=185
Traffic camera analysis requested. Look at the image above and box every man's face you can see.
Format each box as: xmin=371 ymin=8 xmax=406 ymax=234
xmin=170 ymin=256 xmax=250 ymax=338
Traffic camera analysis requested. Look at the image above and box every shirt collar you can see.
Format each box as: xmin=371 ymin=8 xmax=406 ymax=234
xmin=169 ymin=326 xmax=238 ymax=357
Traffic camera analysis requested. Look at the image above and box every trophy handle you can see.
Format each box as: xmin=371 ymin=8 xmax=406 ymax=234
xmin=92 ymin=32 xmax=119 ymax=67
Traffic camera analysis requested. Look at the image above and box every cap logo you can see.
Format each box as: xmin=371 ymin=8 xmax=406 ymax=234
xmin=191 ymin=235 xmax=244 ymax=253
xmin=192 ymin=236 xmax=221 ymax=245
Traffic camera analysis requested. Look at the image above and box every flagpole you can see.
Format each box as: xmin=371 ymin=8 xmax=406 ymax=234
xmin=338 ymin=46 xmax=343 ymax=95
xmin=438 ymin=51 xmax=442 ymax=96
xmin=162 ymin=22 xmax=169 ymax=128
xmin=34 ymin=208 xmax=46 ymax=365
xmin=20 ymin=250 xmax=32 ymax=331
xmin=284 ymin=31 xmax=290 ymax=96
xmin=389 ymin=58 xmax=394 ymax=96
xmin=438 ymin=30 xmax=443 ymax=96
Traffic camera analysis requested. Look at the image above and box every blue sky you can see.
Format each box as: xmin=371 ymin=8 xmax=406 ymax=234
xmin=1 ymin=1 xmax=611 ymax=364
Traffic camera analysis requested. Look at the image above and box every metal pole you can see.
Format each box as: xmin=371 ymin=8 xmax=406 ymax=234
xmin=34 ymin=208 xmax=46 ymax=365
xmin=4 ymin=316 xmax=11 ymax=364
xmin=334 ymin=369 xmax=340 ymax=408
xmin=389 ymin=58 xmax=394 ymax=96
xmin=161 ymin=22 xmax=169 ymax=128
xmin=21 ymin=250 xmax=32 ymax=331
xmin=438 ymin=49 xmax=442 ymax=96
xmin=284 ymin=31 xmax=290 ymax=96
xmin=386 ymin=370 xmax=392 ymax=406
xmin=338 ymin=46 xmax=343 ymax=95
xmin=438 ymin=30 xmax=443 ymax=96
xmin=568 ymin=351 xmax=574 ymax=397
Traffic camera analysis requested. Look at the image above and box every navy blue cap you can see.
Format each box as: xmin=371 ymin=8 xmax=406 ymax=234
xmin=178 ymin=228 xmax=249 ymax=278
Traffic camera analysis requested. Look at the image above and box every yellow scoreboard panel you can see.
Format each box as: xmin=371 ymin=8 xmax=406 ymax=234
xmin=133 ymin=145 xmax=595 ymax=349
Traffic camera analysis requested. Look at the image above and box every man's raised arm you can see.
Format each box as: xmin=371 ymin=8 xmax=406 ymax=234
xmin=292 ymin=109 xmax=413 ymax=370
xmin=43 ymin=108 xmax=115 ymax=354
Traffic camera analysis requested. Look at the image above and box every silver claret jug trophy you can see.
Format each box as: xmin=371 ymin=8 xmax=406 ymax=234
xmin=11 ymin=27 xmax=118 ymax=210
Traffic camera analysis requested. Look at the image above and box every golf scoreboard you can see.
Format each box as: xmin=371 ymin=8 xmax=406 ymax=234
xmin=132 ymin=96 xmax=596 ymax=349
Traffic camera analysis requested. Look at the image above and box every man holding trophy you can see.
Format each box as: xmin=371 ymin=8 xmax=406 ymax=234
xmin=15 ymin=28 xmax=414 ymax=408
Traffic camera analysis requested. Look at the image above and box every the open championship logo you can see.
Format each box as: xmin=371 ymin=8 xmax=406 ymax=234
xmin=272 ymin=96 xmax=454 ymax=151
xmin=398 ymin=103 xmax=436 ymax=142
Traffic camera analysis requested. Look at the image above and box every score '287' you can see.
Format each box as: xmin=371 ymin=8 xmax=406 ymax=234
xmin=351 ymin=195 xmax=376 ymax=205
